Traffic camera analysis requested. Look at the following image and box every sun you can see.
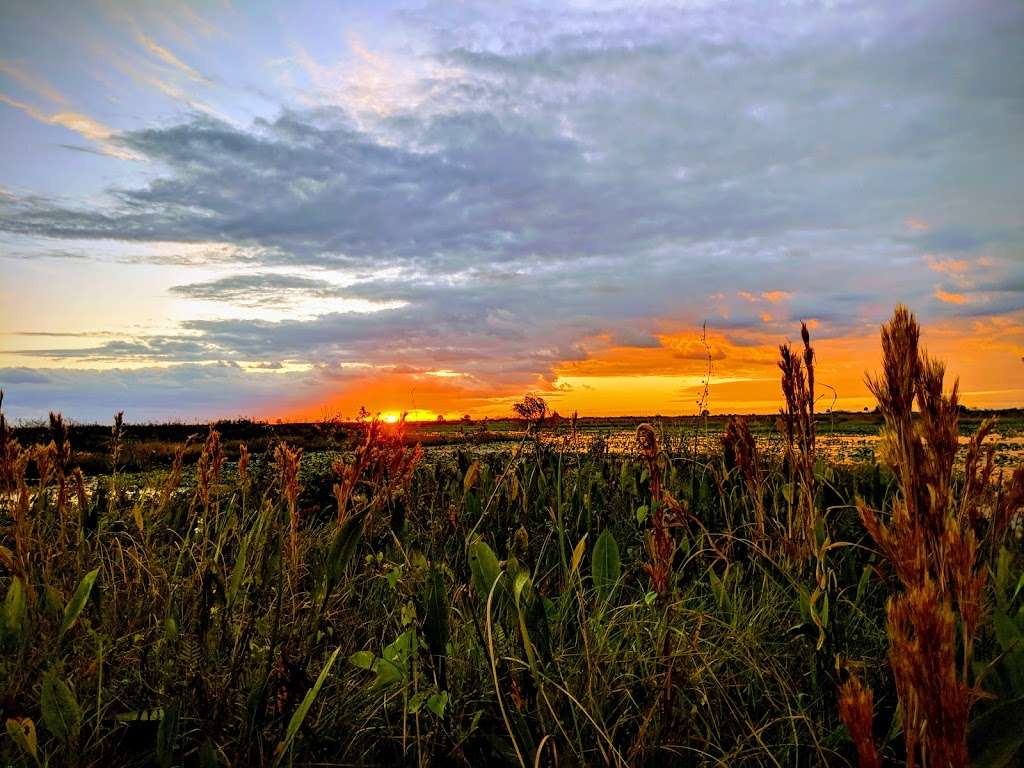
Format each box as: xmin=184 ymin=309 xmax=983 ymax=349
xmin=380 ymin=412 xmax=401 ymax=424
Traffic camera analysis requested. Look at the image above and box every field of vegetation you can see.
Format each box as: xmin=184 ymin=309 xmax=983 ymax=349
xmin=2 ymin=306 xmax=1023 ymax=767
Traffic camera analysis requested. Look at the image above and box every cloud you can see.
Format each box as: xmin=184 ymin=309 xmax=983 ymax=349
xmin=912 ymin=227 xmax=996 ymax=253
xmin=0 ymin=59 xmax=67 ymax=105
xmin=134 ymin=30 xmax=209 ymax=84
xmin=925 ymin=255 xmax=972 ymax=278
xmin=935 ymin=287 xmax=969 ymax=305
xmin=3 ymin=0 xmax=1024 ymax=417
xmin=168 ymin=271 xmax=405 ymax=311
xmin=0 ymin=364 xmax=324 ymax=423
xmin=169 ymin=273 xmax=347 ymax=305
xmin=0 ymin=93 xmax=126 ymax=150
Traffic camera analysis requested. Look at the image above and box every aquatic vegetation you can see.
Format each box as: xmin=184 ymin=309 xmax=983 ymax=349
xmin=1 ymin=306 xmax=1022 ymax=767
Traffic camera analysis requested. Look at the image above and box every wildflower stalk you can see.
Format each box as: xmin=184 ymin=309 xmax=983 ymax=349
xmin=843 ymin=305 xmax=1024 ymax=768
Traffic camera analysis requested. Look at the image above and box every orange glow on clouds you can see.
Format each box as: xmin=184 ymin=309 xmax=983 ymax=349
xmin=934 ymin=288 xmax=969 ymax=305
xmin=279 ymin=309 xmax=1024 ymax=420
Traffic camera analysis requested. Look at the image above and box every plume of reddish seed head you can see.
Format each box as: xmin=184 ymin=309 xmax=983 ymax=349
xmin=777 ymin=321 xmax=819 ymax=563
xmin=842 ymin=305 xmax=1024 ymax=768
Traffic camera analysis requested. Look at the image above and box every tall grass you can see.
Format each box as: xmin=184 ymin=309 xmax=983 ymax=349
xmin=0 ymin=305 xmax=1022 ymax=767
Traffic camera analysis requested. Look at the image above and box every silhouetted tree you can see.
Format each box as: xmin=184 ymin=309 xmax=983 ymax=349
xmin=512 ymin=395 xmax=548 ymax=427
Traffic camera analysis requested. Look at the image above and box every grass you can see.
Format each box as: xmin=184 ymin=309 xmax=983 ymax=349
xmin=1 ymin=305 xmax=1023 ymax=767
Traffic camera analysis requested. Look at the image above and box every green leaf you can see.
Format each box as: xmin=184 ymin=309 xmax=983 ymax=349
xmin=272 ymin=646 xmax=342 ymax=767
xmin=42 ymin=585 xmax=63 ymax=622
xmin=164 ymin=616 xmax=179 ymax=643
xmin=370 ymin=658 xmax=404 ymax=690
xmin=40 ymin=671 xmax=82 ymax=745
xmin=855 ymin=565 xmax=872 ymax=606
xmin=463 ymin=459 xmax=481 ymax=494
xmin=468 ymin=539 xmax=501 ymax=603
xmin=782 ymin=483 xmax=794 ymax=504
xmin=426 ymin=691 xmax=449 ymax=717
xmin=994 ymin=609 xmax=1023 ymax=654
xmin=349 ymin=651 xmax=375 ymax=670
xmin=327 ymin=508 xmax=368 ymax=584
xmin=422 ymin=567 xmax=450 ymax=658
xmin=407 ymin=691 xmax=429 ymax=714
xmin=5 ymin=717 xmax=38 ymax=764
xmin=156 ymin=700 xmax=179 ymax=768
xmin=320 ymin=508 xmax=368 ymax=610
xmin=59 ymin=567 xmax=99 ymax=639
xmin=591 ymin=529 xmax=621 ymax=601
xmin=226 ymin=531 xmax=249 ymax=608
xmin=3 ymin=577 xmax=27 ymax=644
xmin=968 ymin=697 xmax=1024 ymax=768
xmin=569 ymin=535 xmax=588 ymax=577
xmin=635 ymin=505 xmax=648 ymax=525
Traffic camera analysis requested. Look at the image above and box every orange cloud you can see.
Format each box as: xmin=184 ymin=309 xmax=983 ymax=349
xmin=0 ymin=93 xmax=137 ymax=159
xmin=285 ymin=310 xmax=1024 ymax=419
xmin=925 ymin=255 xmax=971 ymax=276
xmin=739 ymin=290 xmax=792 ymax=304
xmin=934 ymin=288 xmax=969 ymax=305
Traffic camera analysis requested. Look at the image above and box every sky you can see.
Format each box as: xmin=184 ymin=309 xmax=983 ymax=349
xmin=0 ymin=0 xmax=1022 ymax=423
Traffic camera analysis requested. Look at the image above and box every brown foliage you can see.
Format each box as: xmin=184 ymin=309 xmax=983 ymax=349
xmin=844 ymin=305 xmax=1024 ymax=768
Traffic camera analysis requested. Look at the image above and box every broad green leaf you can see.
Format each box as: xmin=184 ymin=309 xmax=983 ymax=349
xmin=327 ymin=508 xmax=368 ymax=585
xmin=782 ymin=483 xmax=794 ymax=504
xmin=349 ymin=651 xmax=375 ymax=670
xmin=320 ymin=508 xmax=368 ymax=610
xmin=426 ymin=691 xmax=449 ymax=717
xmin=41 ymin=671 xmax=81 ymax=745
xmin=407 ymin=691 xmax=429 ymax=714
xmin=59 ymin=567 xmax=99 ymax=639
xmin=968 ymin=697 xmax=1024 ymax=768
xmin=463 ymin=460 xmax=481 ymax=494
xmin=382 ymin=629 xmax=416 ymax=663
xmin=635 ymin=505 xmax=649 ymax=525
xmin=164 ymin=616 xmax=179 ymax=642
xmin=3 ymin=577 xmax=27 ymax=644
xmin=994 ymin=609 xmax=1023 ymax=654
xmin=5 ymin=717 xmax=38 ymax=763
xmin=592 ymin=529 xmax=621 ymax=601
xmin=43 ymin=585 xmax=63 ymax=622
xmin=422 ymin=567 xmax=449 ymax=658
xmin=272 ymin=646 xmax=342 ymax=767
xmin=371 ymin=658 xmax=404 ymax=690
xmin=469 ymin=539 xmax=501 ymax=603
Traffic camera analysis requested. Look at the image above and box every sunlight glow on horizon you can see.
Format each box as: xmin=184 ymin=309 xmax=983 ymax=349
xmin=1 ymin=1 xmax=1022 ymax=422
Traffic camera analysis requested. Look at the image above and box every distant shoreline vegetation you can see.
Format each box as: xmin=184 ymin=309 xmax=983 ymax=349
xmin=2 ymin=306 xmax=1023 ymax=766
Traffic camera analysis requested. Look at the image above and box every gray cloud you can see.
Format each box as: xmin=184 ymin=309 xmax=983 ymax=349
xmin=0 ymin=364 xmax=326 ymax=423
xmin=170 ymin=272 xmax=355 ymax=307
xmin=3 ymin=0 xmax=1023 ymax=417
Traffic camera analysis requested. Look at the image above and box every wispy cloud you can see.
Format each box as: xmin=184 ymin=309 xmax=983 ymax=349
xmin=935 ymin=288 xmax=969 ymax=305
xmin=0 ymin=93 xmax=137 ymax=159
xmin=134 ymin=29 xmax=209 ymax=84
xmin=0 ymin=59 xmax=67 ymax=105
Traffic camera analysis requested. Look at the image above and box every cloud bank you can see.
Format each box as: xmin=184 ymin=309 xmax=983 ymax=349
xmin=1 ymin=0 xmax=1023 ymax=420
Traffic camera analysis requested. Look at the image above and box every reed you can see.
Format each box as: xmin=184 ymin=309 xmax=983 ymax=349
xmin=843 ymin=305 xmax=1024 ymax=768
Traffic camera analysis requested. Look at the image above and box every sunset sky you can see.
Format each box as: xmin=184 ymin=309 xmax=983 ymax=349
xmin=1 ymin=0 xmax=1022 ymax=422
